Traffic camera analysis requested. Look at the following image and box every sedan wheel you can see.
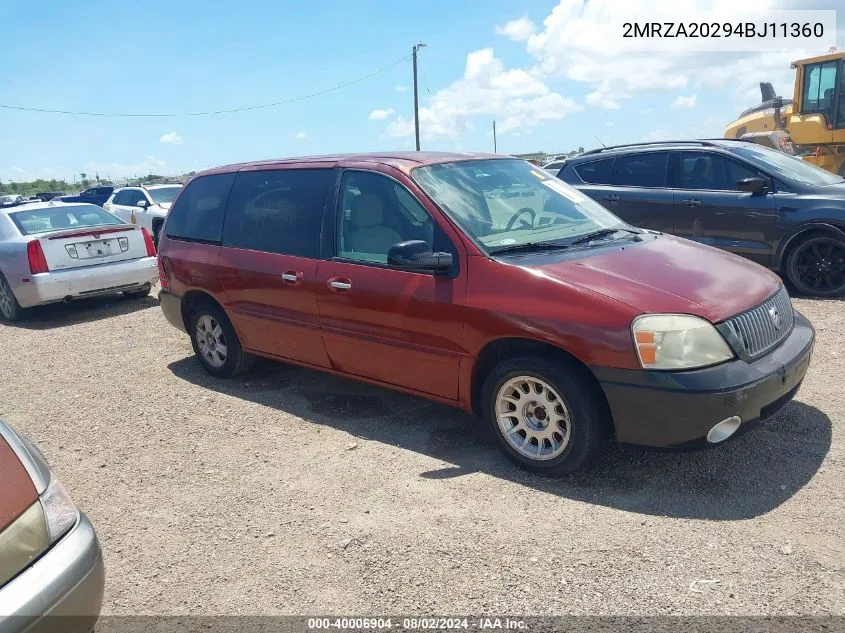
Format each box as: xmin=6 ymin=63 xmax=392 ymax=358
xmin=0 ymin=274 xmax=23 ymax=322
xmin=787 ymin=235 xmax=845 ymax=297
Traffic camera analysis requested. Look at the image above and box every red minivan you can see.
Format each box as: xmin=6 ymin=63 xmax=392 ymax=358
xmin=157 ymin=152 xmax=814 ymax=474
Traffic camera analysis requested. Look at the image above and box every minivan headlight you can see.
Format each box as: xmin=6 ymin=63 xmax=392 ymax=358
xmin=632 ymin=314 xmax=733 ymax=370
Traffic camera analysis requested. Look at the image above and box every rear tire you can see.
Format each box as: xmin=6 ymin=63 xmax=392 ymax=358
xmin=188 ymin=302 xmax=254 ymax=378
xmin=481 ymin=354 xmax=611 ymax=475
xmin=0 ymin=273 xmax=25 ymax=322
xmin=785 ymin=233 xmax=845 ymax=297
xmin=123 ymin=286 xmax=152 ymax=299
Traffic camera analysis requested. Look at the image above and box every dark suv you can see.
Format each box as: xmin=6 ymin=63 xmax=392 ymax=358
xmin=556 ymin=140 xmax=845 ymax=296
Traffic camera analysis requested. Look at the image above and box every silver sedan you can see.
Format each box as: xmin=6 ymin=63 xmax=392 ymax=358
xmin=0 ymin=201 xmax=159 ymax=321
xmin=0 ymin=418 xmax=104 ymax=632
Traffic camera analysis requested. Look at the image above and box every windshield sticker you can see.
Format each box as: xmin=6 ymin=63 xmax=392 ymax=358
xmin=540 ymin=178 xmax=589 ymax=202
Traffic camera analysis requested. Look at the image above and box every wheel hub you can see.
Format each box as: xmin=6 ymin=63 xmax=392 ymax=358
xmin=523 ymin=401 xmax=549 ymax=431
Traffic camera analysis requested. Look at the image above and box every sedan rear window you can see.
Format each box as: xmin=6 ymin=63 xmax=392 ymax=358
xmin=10 ymin=205 xmax=123 ymax=236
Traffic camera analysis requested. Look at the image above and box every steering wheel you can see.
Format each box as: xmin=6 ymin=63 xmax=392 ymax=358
xmin=504 ymin=207 xmax=536 ymax=231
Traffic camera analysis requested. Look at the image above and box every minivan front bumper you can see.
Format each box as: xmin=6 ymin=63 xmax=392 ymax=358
xmin=593 ymin=310 xmax=814 ymax=448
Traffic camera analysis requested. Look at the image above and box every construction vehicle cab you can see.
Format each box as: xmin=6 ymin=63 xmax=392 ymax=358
xmin=725 ymin=51 xmax=845 ymax=177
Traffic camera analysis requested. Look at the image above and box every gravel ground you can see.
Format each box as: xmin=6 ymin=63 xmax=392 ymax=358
xmin=0 ymin=289 xmax=842 ymax=615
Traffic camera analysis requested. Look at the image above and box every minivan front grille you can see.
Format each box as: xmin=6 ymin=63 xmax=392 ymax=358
xmin=721 ymin=286 xmax=794 ymax=359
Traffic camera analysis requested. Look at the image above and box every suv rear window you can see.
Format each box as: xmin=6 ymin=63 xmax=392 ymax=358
xmin=164 ymin=173 xmax=235 ymax=243
xmin=222 ymin=168 xmax=333 ymax=257
xmin=612 ymin=152 xmax=668 ymax=187
xmin=574 ymin=158 xmax=614 ymax=184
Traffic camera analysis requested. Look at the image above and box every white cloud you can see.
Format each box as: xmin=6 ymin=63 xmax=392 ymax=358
xmin=673 ymin=94 xmax=697 ymax=109
xmin=523 ymin=0 xmax=815 ymax=109
xmin=395 ymin=84 xmax=409 ymax=93
xmin=368 ymin=108 xmax=395 ymax=120
xmin=495 ymin=16 xmax=537 ymax=41
xmin=159 ymin=132 xmax=183 ymax=145
xmin=586 ymin=91 xmax=621 ymax=110
xmin=385 ymin=48 xmax=581 ymax=140
xmin=295 ymin=132 xmax=308 ymax=139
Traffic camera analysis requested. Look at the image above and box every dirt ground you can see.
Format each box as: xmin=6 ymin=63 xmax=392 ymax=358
xmin=0 ymin=290 xmax=842 ymax=615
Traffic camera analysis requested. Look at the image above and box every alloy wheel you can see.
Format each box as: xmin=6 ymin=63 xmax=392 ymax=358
xmin=495 ymin=376 xmax=571 ymax=461
xmin=0 ymin=278 xmax=14 ymax=319
xmin=792 ymin=238 xmax=845 ymax=295
xmin=195 ymin=314 xmax=228 ymax=368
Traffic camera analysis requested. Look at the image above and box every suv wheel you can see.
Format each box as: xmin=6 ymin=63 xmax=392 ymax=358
xmin=785 ymin=234 xmax=845 ymax=297
xmin=0 ymin=273 xmax=25 ymax=322
xmin=481 ymin=355 xmax=611 ymax=475
xmin=188 ymin=303 xmax=254 ymax=378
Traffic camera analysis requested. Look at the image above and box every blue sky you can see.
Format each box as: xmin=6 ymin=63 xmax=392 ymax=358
xmin=0 ymin=0 xmax=843 ymax=182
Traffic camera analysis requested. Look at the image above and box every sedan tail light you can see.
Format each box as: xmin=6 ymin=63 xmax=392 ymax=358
xmin=27 ymin=240 xmax=49 ymax=274
xmin=141 ymin=227 xmax=157 ymax=257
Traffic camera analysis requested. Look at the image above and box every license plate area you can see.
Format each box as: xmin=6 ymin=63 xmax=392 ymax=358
xmin=71 ymin=239 xmax=113 ymax=259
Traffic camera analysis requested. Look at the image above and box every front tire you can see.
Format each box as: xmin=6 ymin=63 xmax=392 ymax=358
xmin=188 ymin=302 xmax=254 ymax=378
xmin=481 ymin=355 xmax=611 ymax=475
xmin=0 ymin=273 xmax=25 ymax=322
xmin=785 ymin=234 xmax=845 ymax=297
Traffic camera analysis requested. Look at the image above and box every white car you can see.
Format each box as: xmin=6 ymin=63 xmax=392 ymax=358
xmin=103 ymin=184 xmax=182 ymax=244
xmin=0 ymin=201 xmax=159 ymax=321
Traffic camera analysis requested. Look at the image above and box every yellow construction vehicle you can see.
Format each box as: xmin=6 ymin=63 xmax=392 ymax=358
xmin=724 ymin=51 xmax=845 ymax=177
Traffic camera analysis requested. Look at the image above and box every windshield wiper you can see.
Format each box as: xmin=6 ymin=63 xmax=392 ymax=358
xmin=568 ymin=227 xmax=641 ymax=246
xmin=488 ymin=241 xmax=571 ymax=255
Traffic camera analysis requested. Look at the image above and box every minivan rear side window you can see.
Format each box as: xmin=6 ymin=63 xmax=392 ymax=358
xmin=612 ymin=152 xmax=668 ymax=188
xmin=574 ymin=158 xmax=614 ymax=184
xmin=165 ymin=173 xmax=235 ymax=243
xmin=222 ymin=169 xmax=333 ymax=258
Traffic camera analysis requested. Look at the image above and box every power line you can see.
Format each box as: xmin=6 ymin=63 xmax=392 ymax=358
xmin=0 ymin=55 xmax=410 ymax=118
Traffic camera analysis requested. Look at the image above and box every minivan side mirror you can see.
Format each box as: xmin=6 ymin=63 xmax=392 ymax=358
xmin=136 ymin=199 xmax=149 ymax=208
xmin=737 ymin=177 xmax=769 ymax=195
xmin=387 ymin=240 xmax=453 ymax=272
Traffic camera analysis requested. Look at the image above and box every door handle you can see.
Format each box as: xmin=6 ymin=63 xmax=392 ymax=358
xmin=281 ymin=271 xmax=301 ymax=284
xmin=328 ymin=279 xmax=352 ymax=291
xmin=683 ymin=199 xmax=702 ymax=207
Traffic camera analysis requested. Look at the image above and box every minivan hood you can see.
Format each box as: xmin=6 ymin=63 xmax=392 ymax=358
xmin=157 ymin=202 xmax=172 ymax=210
xmin=527 ymin=235 xmax=782 ymax=323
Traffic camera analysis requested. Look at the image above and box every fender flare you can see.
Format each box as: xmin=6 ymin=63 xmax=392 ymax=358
xmin=773 ymin=221 xmax=845 ymax=270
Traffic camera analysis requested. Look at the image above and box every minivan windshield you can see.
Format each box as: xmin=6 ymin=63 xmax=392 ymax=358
xmin=412 ymin=159 xmax=627 ymax=253
xmin=729 ymin=144 xmax=844 ymax=186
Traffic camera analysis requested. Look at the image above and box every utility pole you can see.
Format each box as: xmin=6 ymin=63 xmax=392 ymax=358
xmin=412 ymin=42 xmax=426 ymax=151
xmin=493 ymin=121 xmax=497 ymax=153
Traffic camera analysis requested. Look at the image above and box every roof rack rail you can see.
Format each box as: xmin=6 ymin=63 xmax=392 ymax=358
xmin=580 ymin=139 xmax=736 ymax=156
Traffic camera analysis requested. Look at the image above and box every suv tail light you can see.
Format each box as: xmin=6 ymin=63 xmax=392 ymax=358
xmin=158 ymin=257 xmax=170 ymax=290
xmin=27 ymin=240 xmax=49 ymax=274
xmin=141 ymin=227 xmax=157 ymax=257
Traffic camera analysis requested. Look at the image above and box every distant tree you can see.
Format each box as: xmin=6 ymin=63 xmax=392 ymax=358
xmin=80 ymin=172 xmax=87 ymax=181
